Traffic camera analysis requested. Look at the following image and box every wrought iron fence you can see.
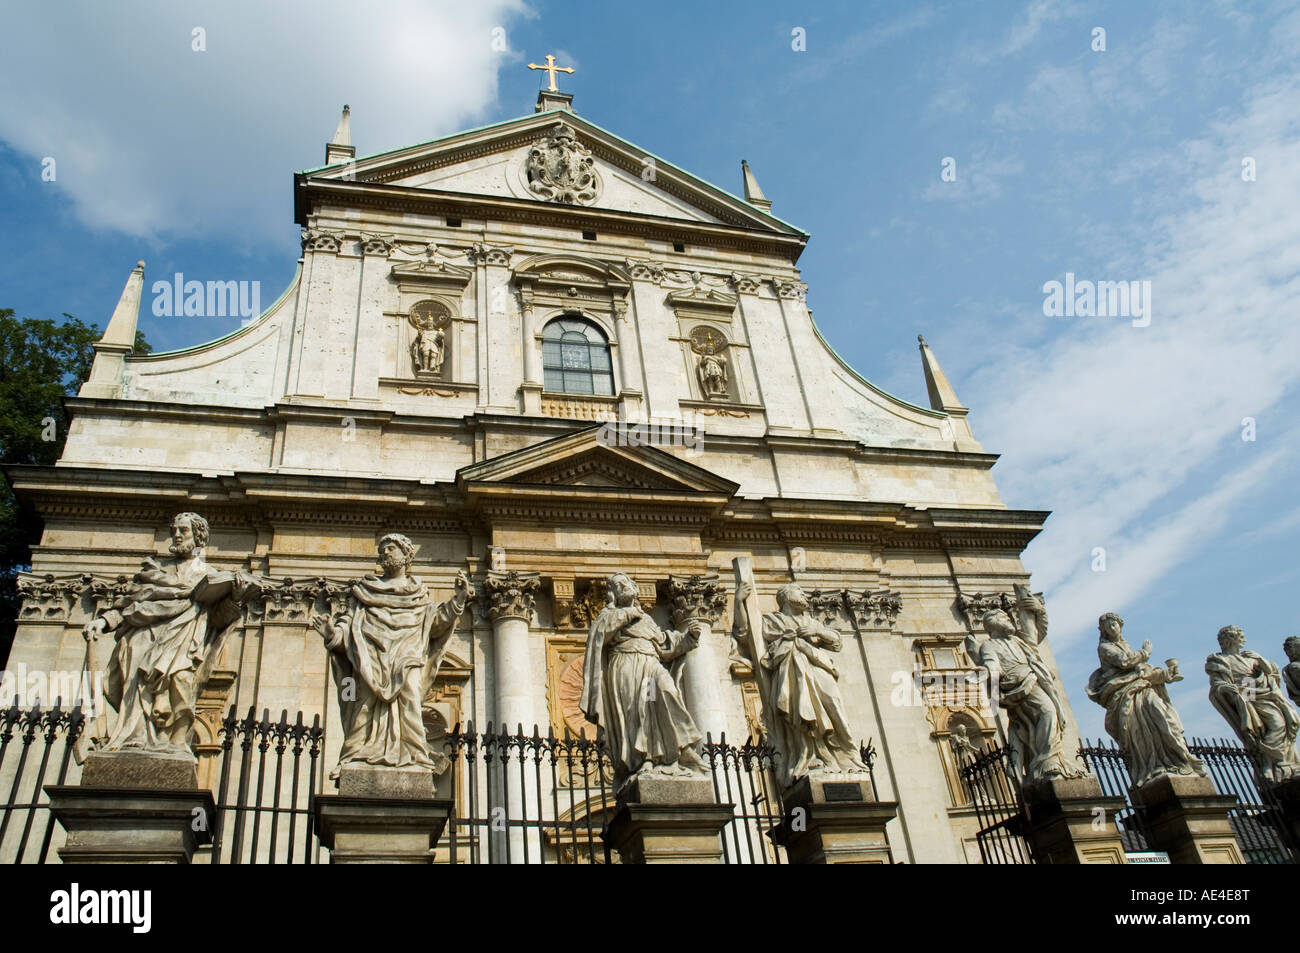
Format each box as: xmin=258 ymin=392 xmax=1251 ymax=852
xmin=958 ymin=741 xmax=1035 ymax=864
xmin=0 ymin=700 xmax=84 ymax=864
xmin=704 ymin=733 xmax=786 ymax=864
xmin=1082 ymin=736 xmax=1296 ymax=864
xmin=210 ymin=706 xmax=326 ymax=864
xmin=1077 ymin=739 xmax=1155 ymax=852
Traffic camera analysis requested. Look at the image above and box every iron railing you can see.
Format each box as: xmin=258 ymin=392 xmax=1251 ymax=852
xmin=958 ymin=742 xmax=1035 ymax=864
xmin=0 ymin=700 xmax=84 ymax=864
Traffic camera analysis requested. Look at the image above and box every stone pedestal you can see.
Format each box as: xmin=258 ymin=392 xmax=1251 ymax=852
xmin=1263 ymin=776 xmax=1300 ymax=859
xmin=315 ymin=765 xmax=449 ymax=863
xmin=603 ymin=776 xmax=733 ymax=864
xmin=1132 ymin=774 xmax=1244 ymax=864
xmin=46 ymin=749 xmax=213 ymax=864
xmin=770 ymin=776 xmax=897 ymax=864
xmin=1020 ymin=776 xmax=1128 ymax=864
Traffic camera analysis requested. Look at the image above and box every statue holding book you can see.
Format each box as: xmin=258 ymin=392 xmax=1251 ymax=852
xmin=81 ymin=512 xmax=262 ymax=754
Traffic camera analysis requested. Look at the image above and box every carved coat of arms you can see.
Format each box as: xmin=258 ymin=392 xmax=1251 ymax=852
xmin=525 ymin=123 xmax=599 ymax=205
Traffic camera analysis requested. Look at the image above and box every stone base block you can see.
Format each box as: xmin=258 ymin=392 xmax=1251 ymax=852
xmin=80 ymin=749 xmax=198 ymax=790
xmin=1020 ymin=776 xmax=1128 ymax=864
xmin=45 ymin=785 xmax=214 ymax=864
xmin=770 ymin=776 xmax=897 ymax=864
xmin=314 ymin=796 xmax=451 ymax=863
xmin=605 ymin=775 xmax=732 ymax=864
xmin=337 ymin=764 xmax=434 ymax=799
xmin=1133 ymin=774 xmax=1244 ymax=864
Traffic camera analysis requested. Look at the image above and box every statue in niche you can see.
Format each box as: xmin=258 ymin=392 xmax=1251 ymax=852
xmin=311 ymin=533 xmax=469 ymax=775
xmin=697 ymin=352 xmax=729 ymax=400
xmin=731 ymin=580 xmax=868 ymax=785
xmin=1283 ymin=637 xmax=1300 ymax=707
xmin=579 ymin=572 xmax=706 ymax=791
xmin=409 ymin=300 xmax=450 ymax=377
xmin=950 ymin=722 xmax=980 ymax=763
xmin=968 ymin=587 xmax=1084 ymax=785
xmin=82 ymin=512 xmax=262 ymax=755
xmin=690 ymin=325 xmax=730 ymax=400
xmin=1085 ymin=612 xmax=1204 ymax=787
xmin=1206 ymin=625 xmax=1300 ymax=785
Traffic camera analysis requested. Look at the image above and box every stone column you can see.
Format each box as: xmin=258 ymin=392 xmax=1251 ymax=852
xmin=1019 ymin=776 xmax=1129 ymax=864
xmin=46 ymin=751 xmax=214 ymax=864
xmin=663 ymin=574 xmax=729 ymax=742
xmin=1132 ymin=775 xmax=1245 ymax=864
xmin=771 ymin=776 xmax=898 ymax=864
xmin=482 ymin=570 xmax=541 ymax=862
xmin=611 ymin=296 xmax=642 ymax=421
xmin=517 ymin=282 xmax=542 ymax=415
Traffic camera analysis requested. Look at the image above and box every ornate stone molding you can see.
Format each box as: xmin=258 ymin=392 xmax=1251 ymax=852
xmin=16 ymin=572 xmax=94 ymax=622
xmin=623 ymin=258 xmax=665 ymax=283
xmin=661 ymin=574 xmax=728 ymax=629
xmin=471 ymin=243 xmax=514 ymax=267
xmin=956 ymin=592 xmax=1016 ymax=632
xmin=481 ymin=570 xmax=541 ymax=623
xmin=849 ymin=590 xmax=903 ymax=629
xmin=301 ymin=228 xmax=344 ymax=254
xmin=360 ymin=233 xmax=395 ymax=257
xmin=770 ymin=277 xmax=808 ymax=300
xmin=729 ymin=272 xmax=763 ymax=295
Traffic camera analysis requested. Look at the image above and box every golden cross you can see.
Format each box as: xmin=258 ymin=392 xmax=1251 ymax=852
xmin=528 ymin=54 xmax=574 ymax=92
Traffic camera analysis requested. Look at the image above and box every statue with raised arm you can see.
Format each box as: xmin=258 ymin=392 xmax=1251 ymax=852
xmin=81 ymin=512 xmax=262 ymax=755
xmin=311 ymin=533 xmax=469 ymax=775
xmin=579 ymin=572 xmax=706 ymax=792
xmin=1085 ymin=612 xmax=1203 ymax=787
xmin=731 ymin=580 xmax=868 ymax=786
xmin=1206 ymin=625 xmax=1300 ymax=785
xmin=968 ymin=588 xmax=1084 ymax=785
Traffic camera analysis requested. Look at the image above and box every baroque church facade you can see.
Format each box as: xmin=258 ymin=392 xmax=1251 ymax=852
xmin=6 ymin=83 xmax=1079 ymax=863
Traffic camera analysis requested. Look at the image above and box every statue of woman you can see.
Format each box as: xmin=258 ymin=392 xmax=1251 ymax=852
xmin=579 ymin=572 xmax=706 ymax=791
xmin=1085 ymin=612 xmax=1203 ymax=787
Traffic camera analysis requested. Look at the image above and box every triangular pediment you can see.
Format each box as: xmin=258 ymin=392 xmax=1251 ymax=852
xmin=457 ymin=426 xmax=739 ymax=497
xmin=304 ymin=110 xmax=804 ymax=236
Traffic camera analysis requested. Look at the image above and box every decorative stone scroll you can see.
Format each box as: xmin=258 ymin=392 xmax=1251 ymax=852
xmin=661 ymin=574 xmax=727 ymax=629
xmin=481 ymin=570 xmax=541 ymax=623
xmin=524 ymin=123 xmax=600 ymax=205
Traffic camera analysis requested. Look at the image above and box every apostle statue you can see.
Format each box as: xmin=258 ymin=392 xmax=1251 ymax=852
xmin=968 ymin=588 xmax=1084 ymax=785
xmin=311 ymin=533 xmax=469 ymax=774
xmin=1085 ymin=612 xmax=1203 ymax=787
xmin=579 ymin=572 xmax=707 ymax=791
xmin=731 ymin=580 xmax=868 ymax=786
xmin=81 ymin=512 xmax=262 ymax=754
xmin=1283 ymin=637 xmax=1300 ymax=708
xmin=697 ymin=352 xmax=728 ymax=399
xmin=1206 ymin=625 xmax=1300 ymax=785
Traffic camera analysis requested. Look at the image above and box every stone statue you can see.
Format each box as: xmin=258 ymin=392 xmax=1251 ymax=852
xmin=81 ymin=512 xmax=262 ymax=754
xmin=579 ymin=572 xmax=706 ymax=791
xmin=968 ymin=589 xmax=1084 ymax=785
xmin=950 ymin=723 xmax=980 ymax=763
xmin=697 ymin=352 xmax=728 ymax=399
xmin=1206 ymin=625 xmax=1300 ymax=785
xmin=411 ymin=326 xmax=445 ymax=375
xmin=1283 ymin=637 xmax=1300 ymax=708
xmin=731 ymin=580 xmax=868 ymax=785
xmin=1085 ymin=612 xmax=1204 ymax=787
xmin=311 ymin=533 xmax=469 ymax=775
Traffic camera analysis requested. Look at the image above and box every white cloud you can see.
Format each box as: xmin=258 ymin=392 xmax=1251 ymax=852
xmin=0 ymin=0 xmax=532 ymax=244
xmin=963 ymin=70 xmax=1300 ymax=657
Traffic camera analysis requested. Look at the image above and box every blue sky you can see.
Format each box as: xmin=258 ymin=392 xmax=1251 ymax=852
xmin=2 ymin=0 xmax=1298 ymax=741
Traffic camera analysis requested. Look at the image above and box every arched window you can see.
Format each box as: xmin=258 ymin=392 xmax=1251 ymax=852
xmin=541 ymin=316 xmax=614 ymax=396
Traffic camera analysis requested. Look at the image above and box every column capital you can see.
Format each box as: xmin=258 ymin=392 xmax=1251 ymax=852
xmin=481 ymin=570 xmax=541 ymax=623
xmin=662 ymin=573 xmax=728 ymax=629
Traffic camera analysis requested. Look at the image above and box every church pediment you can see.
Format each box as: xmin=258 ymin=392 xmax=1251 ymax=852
xmin=457 ymin=426 xmax=739 ymax=499
xmin=302 ymin=111 xmax=803 ymax=236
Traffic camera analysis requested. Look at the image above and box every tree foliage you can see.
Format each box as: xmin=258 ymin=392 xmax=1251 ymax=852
xmin=0 ymin=308 xmax=150 ymax=664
